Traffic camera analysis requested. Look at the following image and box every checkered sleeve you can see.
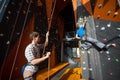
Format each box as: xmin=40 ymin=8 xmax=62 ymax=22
xmin=25 ymin=45 xmax=35 ymax=62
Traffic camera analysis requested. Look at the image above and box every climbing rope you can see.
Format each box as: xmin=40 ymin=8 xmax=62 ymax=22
xmin=41 ymin=0 xmax=57 ymax=80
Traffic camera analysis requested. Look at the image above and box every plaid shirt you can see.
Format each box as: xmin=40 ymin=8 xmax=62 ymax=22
xmin=24 ymin=43 xmax=42 ymax=73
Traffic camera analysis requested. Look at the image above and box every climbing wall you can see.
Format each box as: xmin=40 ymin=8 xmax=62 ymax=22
xmin=94 ymin=19 xmax=120 ymax=80
xmin=78 ymin=0 xmax=120 ymax=80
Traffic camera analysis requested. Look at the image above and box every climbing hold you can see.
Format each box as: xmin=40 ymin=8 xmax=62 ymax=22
xmin=100 ymin=27 xmax=105 ymax=31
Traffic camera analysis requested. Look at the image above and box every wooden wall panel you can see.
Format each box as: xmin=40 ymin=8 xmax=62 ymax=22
xmin=80 ymin=0 xmax=93 ymax=15
xmin=72 ymin=0 xmax=77 ymax=23
xmin=46 ymin=0 xmax=54 ymax=29
xmin=58 ymin=16 xmax=64 ymax=43
xmin=50 ymin=45 xmax=57 ymax=68
xmin=49 ymin=16 xmax=64 ymax=68
xmin=94 ymin=0 xmax=120 ymax=22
